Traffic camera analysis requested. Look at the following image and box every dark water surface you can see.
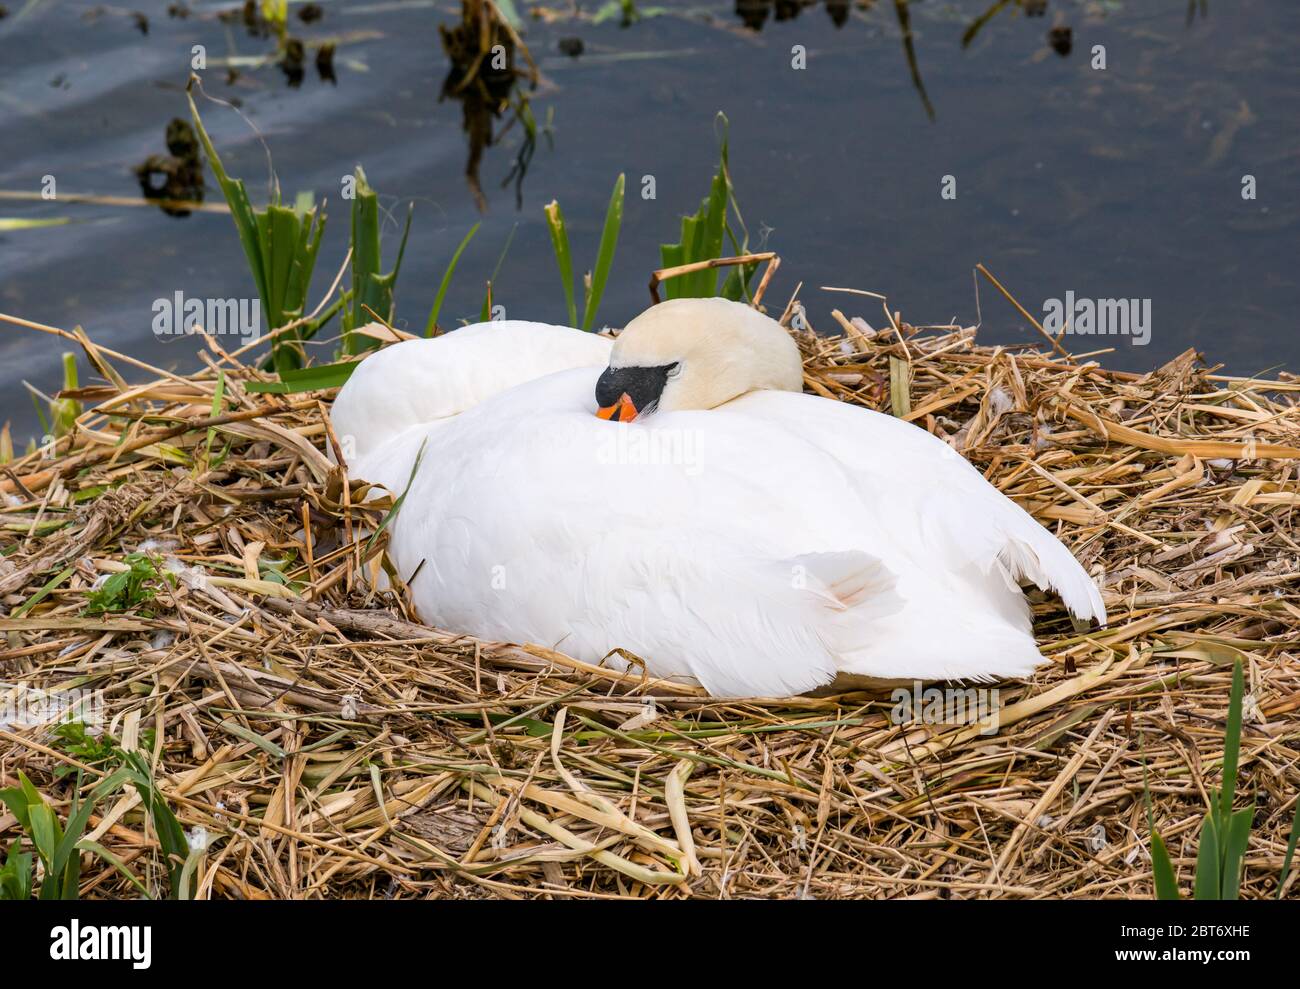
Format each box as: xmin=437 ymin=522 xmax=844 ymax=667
xmin=1 ymin=0 xmax=1297 ymax=436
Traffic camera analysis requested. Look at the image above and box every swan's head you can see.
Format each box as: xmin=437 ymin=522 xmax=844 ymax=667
xmin=595 ymin=298 xmax=803 ymax=421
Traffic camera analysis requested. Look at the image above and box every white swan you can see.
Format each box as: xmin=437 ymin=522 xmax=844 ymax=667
xmin=330 ymin=299 xmax=1105 ymax=697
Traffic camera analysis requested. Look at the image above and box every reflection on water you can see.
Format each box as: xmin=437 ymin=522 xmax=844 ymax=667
xmin=731 ymin=0 xmax=1088 ymax=120
xmin=734 ymin=0 xmax=828 ymax=32
xmin=153 ymin=0 xmax=541 ymax=211
xmin=891 ymin=0 xmax=933 ymax=120
xmin=228 ymin=0 xmax=275 ymax=39
xmin=961 ymin=0 xmax=1051 ymax=52
xmin=439 ymin=0 xmax=541 ymax=211
xmin=733 ymin=0 xmax=938 ymax=119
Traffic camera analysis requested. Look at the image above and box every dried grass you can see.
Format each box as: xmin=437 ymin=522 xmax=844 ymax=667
xmin=1 ymin=283 xmax=1299 ymax=900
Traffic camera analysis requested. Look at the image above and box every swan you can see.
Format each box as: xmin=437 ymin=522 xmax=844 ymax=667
xmin=330 ymin=299 xmax=1105 ymax=697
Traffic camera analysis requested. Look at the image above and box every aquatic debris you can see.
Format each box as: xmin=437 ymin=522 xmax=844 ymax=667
xmin=132 ymin=118 xmax=205 ymax=217
xmin=734 ymin=0 xmax=768 ymax=30
xmin=225 ymin=0 xmax=271 ymax=38
xmin=260 ymin=0 xmax=288 ymax=34
xmin=557 ymin=36 xmax=583 ymax=57
xmin=1049 ymin=24 xmax=1072 ymax=56
xmin=316 ymin=42 xmax=336 ymax=84
xmin=732 ymin=0 xmax=829 ymax=31
xmin=280 ymin=37 xmax=306 ymax=87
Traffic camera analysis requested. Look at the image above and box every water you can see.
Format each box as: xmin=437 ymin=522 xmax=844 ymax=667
xmin=1 ymin=0 xmax=1297 ymax=437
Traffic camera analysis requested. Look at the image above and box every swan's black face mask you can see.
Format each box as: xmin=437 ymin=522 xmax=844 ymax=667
xmin=595 ymin=363 xmax=677 ymax=422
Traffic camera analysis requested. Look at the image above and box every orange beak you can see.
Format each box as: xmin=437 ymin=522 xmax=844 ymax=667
xmin=596 ymin=392 xmax=639 ymax=422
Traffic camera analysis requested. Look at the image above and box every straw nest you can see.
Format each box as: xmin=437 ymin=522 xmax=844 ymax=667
xmin=2 ymin=284 xmax=1299 ymax=900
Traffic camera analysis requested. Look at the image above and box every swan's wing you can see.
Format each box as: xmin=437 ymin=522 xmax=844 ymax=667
xmin=730 ymin=391 xmax=1107 ymax=625
xmin=330 ymin=321 xmax=611 ymax=462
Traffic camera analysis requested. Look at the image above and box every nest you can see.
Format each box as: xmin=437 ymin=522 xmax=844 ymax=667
xmin=1 ymin=291 xmax=1299 ymax=900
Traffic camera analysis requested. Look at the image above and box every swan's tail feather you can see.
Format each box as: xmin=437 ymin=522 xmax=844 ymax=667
xmin=918 ymin=485 xmax=1106 ymax=628
xmin=997 ymin=528 xmax=1107 ymax=626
